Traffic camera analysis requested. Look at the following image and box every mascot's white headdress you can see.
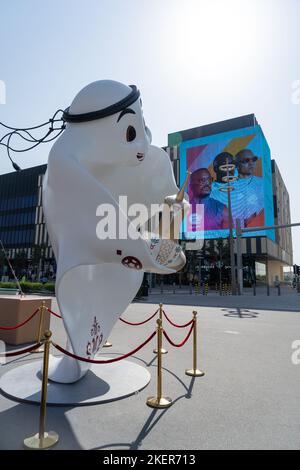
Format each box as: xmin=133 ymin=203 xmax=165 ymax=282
xmin=43 ymin=80 xmax=188 ymax=383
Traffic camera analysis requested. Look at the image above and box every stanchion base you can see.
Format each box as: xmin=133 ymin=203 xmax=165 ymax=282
xmin=185 ymin=368 xmax=205 ymax=377
xmin=153 ymin=348 xmax=168 ymax=355
xmin=103 ymin=341 xmax=112 ymax=348
xmin=24 ymin=431 xmax=59 ymax=449
xmin=146 ymin=396 xmax=172 ymax=409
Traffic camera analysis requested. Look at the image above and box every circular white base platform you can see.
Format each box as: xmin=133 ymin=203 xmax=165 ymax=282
xmin=0 ymin=359 xmax=151 ymax=406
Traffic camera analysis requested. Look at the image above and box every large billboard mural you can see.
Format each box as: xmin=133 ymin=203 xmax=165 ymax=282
xmin=179 ymin=125 xmax=275 ymax=240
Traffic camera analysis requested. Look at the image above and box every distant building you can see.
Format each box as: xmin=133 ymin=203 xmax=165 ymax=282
xmin=165 ymin=114 xmax=293 ymax=286
xmin=0 ymin=164 xmax=52 ymax=279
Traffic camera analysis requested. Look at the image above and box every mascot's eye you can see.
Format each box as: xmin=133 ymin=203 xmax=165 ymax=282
xmin=126 ymin=126 xmax=136 ymax=142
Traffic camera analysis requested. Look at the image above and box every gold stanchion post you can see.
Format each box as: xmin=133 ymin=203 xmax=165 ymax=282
xmin=147 ymin=319 xmax=172 ymax=409
xmin=103 ymin=340 xmax=112 ymax=348
xmin=185 ymin=311 xmax=205 ymax=377
xmin=153 ymin=303 xmax=167 ymax=355
xmin=31 ymin=301 xmax=46 ymax=354
xmin=24 ymin=330 xmax=59 ymax=449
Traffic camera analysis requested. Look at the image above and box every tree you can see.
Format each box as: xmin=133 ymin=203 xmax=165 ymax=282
xmin=14 ymin=250 xmax=28 ymax=276
xmin=31 ymin=244 xmax=47 ymax=278
xmin=0 ymin=248 xmax=7 ymax=277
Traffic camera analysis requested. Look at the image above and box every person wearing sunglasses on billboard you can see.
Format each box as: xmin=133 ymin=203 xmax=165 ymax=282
xmin=235 ymin=149 xmax=259 ymax=179
xmin=213 ymin=151 xmax=236 ymax=183
xmin=189 ymin=168 xmax=229 ymax=230
xmin=234 ymin=148 xmax=264 ymax=226
xmin=211 ymin=148 xmax=264 ymax=228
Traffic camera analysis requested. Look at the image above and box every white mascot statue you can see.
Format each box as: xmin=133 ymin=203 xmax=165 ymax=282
xmin=43 ymin=80 xmax=189 ymax=383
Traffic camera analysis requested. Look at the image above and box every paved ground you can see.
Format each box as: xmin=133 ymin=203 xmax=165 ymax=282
xmin=146 ymin=286 xmax=300 ymax=311
xmin=0 ymin=294 xmax=300 ymax=450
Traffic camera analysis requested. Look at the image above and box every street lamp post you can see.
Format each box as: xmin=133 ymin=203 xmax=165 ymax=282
xmin=219 ymin=159 xmax=238 ymax=295
xmin=236 ymin=218 xmax=243 ymax=295
xmin=196 ymin=250 xmax=204 ymax=288
xmin=216 ymin=240 xmax=223 ymax=295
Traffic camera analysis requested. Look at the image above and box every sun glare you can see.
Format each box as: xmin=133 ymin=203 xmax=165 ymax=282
xmin=164 ymin=0 xmax=264 ymax=80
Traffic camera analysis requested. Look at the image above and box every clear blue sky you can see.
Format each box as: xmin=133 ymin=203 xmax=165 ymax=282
xmin=1 ymin=0 xmax=300 ymax=261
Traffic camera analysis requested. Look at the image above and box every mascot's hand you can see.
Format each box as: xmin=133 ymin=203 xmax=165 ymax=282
xmin=164 ymin=194 xmax=190 ymax=214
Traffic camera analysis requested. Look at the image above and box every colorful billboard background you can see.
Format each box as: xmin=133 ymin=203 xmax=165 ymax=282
xmin=179 ymin=125 xmax=275 ymax=240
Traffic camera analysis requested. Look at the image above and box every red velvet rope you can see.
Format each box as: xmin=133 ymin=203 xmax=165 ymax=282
xmin=162 ymin=310 xmax=194 ymax=328
xmin=46 ymin=307 xmax=62 ymax=319
xmin=119 ymin=308 xmax=159 ymax=326
xmin=0 ymin=341 xmax=43 ymax=357
xmin=52 ymin=330 xmax=156 ymax=364
xmin=163 ymin=322 xmax=194 ymax=348
xmin=0 ymin=308 xmax=39 ymax=330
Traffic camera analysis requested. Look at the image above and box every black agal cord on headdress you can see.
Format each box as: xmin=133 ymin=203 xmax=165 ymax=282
xmin=0 ymin=85 xmax=140 ymax=171
xmin=62 ymin=85 xmax=140 ymax=123
xmin=0 ymin=109 xmax=66 ymax=171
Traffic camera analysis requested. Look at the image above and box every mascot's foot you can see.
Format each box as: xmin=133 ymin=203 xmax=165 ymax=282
xmin=47 ymin=355 xmax=88 ymax=384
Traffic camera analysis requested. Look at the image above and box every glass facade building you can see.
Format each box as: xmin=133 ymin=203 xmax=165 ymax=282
xmin=0 ymin=164 xmax=47 ymax=255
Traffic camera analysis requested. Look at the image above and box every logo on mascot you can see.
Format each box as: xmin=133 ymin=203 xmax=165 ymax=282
xmin=86 ymin=317 xmax=103 ymax=357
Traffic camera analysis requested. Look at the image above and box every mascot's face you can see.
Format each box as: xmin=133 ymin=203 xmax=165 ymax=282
xmin=66 ymin=80 xmax=151 ymax=167
xmin=104 ymin=97 xmax=150 ymax=166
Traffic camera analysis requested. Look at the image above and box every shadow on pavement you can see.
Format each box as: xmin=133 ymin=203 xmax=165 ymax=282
xmin=90 ymin=376 xmax=196 ymax=451
xmin=0 ymin=401 xmax=82 ymax=450
xmin=0 ymin=351 xmax=198 ymax=450
xmin=223 ymin=308 xmax=260 ymax=319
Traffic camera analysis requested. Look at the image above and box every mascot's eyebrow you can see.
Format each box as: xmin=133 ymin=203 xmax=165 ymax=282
xmin=117 ymin=108 xmax=136 ymax=122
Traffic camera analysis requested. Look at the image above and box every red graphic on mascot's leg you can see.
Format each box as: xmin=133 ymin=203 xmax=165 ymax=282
xmin=86 ymin=316 xmax=103 ymax=357
xmin=121 ymin=256 xmax=143 ymax=270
